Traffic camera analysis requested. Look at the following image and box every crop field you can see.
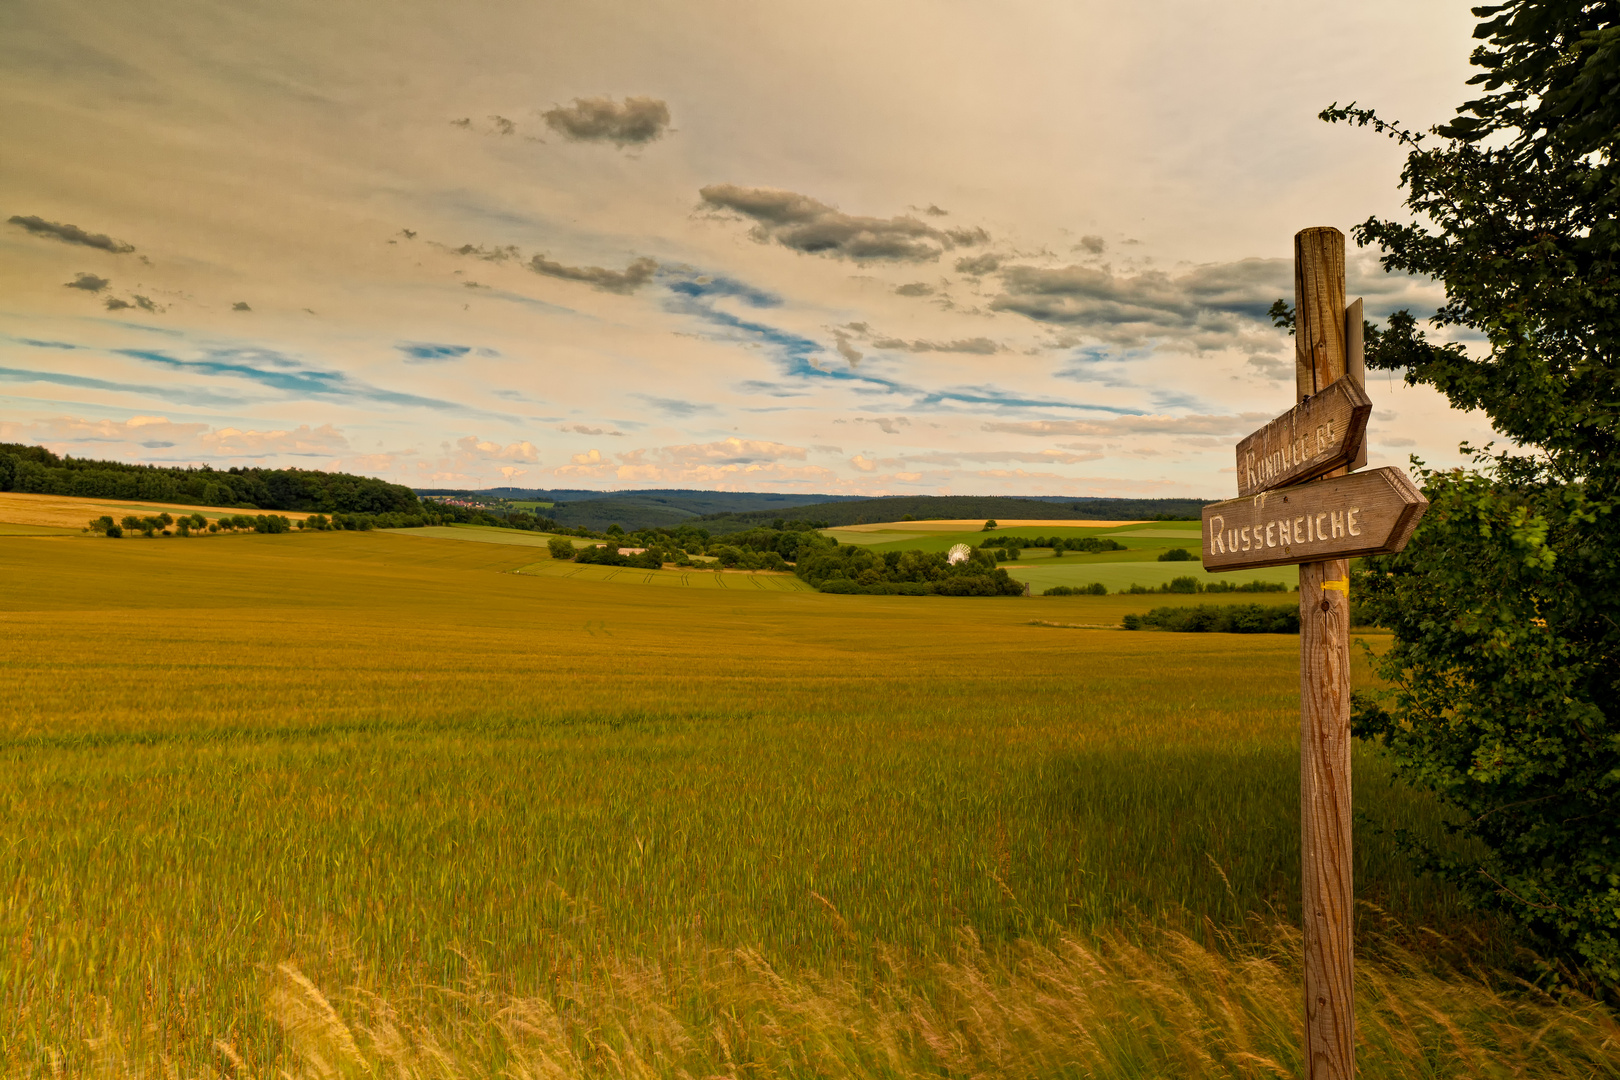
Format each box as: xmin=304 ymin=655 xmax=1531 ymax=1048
xmin=0 ymin=491 xmax=312 ymax=530
xmin=1 ymin=525 xmax=1615 ymax=1077
xmin=516 ymin=558 xmax=812 ymax=590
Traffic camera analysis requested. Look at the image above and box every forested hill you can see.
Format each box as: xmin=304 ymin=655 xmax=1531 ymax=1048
xmin=0 ymin=443 xmax=420 ymax=513
xmin=703 ymin=495 xmax=1207 ymax=532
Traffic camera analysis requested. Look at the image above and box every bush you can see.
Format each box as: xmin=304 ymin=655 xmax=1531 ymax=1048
xmin=1043 ymin=583 xmax=1108 ymax=596
xmin=1157 ymin=547 xmax=1196 ymax=562
xmin=1122 ymin=604 xmax=1300 ymax=634
xmin=547 ymin=537 xmax=575 ymax=560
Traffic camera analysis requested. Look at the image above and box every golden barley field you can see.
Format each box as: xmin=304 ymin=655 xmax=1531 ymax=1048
xmin=1 ymin=529 xmax=1615 ymax=1078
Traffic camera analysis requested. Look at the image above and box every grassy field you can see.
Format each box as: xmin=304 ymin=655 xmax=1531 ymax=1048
xmin=825 ymin=520 xmax=1295 ymax=592
xmin=1 ymin=527 xmax=1614 ymax=1077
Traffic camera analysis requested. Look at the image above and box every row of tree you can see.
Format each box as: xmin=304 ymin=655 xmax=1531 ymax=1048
xmin=1 ymin=443 xmax=419 ymax=513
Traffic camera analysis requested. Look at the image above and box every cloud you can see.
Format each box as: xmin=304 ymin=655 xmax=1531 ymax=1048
xmin=528 ymin=254 xmax=657 ymax=293
xmin=894 ymin=282 xmax=934 ymax=296
xmin=398 ymin=342 xmax=472 ymax=363
xmin=64 ymin=272 xmax=110 ymax=292
xmin=104 ymin=297 xmax=133 ymax=311
xmin=871 ymin=336 xmax=1000 ymax=354
xmin=115 ymin=345 xmax=467 ymax=412
xmin=850 ymin=454 xmax=876 ymax=472
xmin=1076 ymin=235 xmax=1106 ymax=255
xmin=199 ymin=424 xmax=350 ymax=456
xmin=699 ymin=184 xmax=988 ymax=262
xmin=232 ymin=301 xmax=251 ymax=311
xmin=634 ymin=394 xmax=715 ymax=416
xmin=542 ymin=96 xmax=671 ymax=146
xmin=455 ymin=435 xmax=539 ymax=463
xmin=852 ymin=416 xmax=909 ymax=434
xmin=490 ymin=114 xmax=516 ymax=136
xmin=562 ymin=423 xmax=625 ymax=436
xmin=0 ymin=415 xmax=351 ymax=458
xmin=831 ymin=329 xmax=863 ymax=367
xmin=446 ymin=243 xmax=522 ymax=262
xmin=989 ymin=257 xmax=1296 ymax=353
xmin=982 ymin=412 xmax=1272 ymax=438
xmin=0 ymin=414 xmax=208 ymax=448
xmin=132 ymin=295 xmax=163 ymax=313
xmin=954 ymin=253 xmax=1002 ymax=275
xmin=554 ymin=437 xmax=825 ymax=485
xmin=8 ymin=215 xmax=135 ymax=253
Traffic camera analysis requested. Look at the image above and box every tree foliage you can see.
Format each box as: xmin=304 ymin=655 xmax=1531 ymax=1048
xmin=1332 ymin=0 xmax=1620 ymax=986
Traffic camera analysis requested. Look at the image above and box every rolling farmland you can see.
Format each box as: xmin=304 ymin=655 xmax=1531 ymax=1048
xmin=1 ymin=520 xmax=1614 ymax=1077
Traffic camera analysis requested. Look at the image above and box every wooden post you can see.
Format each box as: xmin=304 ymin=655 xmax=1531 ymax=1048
xmin=1295 ymin=227 xmax=1354 ymax=1079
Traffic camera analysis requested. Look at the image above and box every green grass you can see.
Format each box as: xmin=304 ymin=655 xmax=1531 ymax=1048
xmin=1007 ymin=555 xmax=1296 ymax=593
xmin=0 ymin=531 xmax=1607 ymax=1077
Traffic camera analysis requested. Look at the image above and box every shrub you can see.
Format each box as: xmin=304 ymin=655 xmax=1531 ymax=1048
xmin=1122 ymin=604 xmax=1300 ymax=634
xmin=547 ymin=537 xmax=575 ymax=560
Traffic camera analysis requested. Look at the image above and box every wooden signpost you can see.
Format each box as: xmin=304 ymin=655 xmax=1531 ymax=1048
xmin=1201 ymin=227 xmax=1428 ymax=1080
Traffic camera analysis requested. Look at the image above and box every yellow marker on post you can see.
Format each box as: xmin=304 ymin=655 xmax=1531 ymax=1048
xmin=1322 ymin=578 xmax=1348 ymax=595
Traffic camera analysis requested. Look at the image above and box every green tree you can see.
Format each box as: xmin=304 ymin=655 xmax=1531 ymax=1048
xmin=547 ymin=537 xmax=575 ymax=560
xmin=1327 ymin=0 xmax=1620 ymax=986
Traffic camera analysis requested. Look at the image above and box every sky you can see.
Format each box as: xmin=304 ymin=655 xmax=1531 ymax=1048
xmin=0 ymin=0 xmax=1497 ymax=499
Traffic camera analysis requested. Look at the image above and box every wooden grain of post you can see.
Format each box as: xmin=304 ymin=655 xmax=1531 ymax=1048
xmin=1296 ymin=227 xmax=1354 ymax=1080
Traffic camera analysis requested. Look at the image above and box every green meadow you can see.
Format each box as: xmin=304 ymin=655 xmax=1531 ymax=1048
xmin=828 ymin=520 xmax=1296 ymax=592
xmin=1 ymin=527 xmax=1614 ymax=1077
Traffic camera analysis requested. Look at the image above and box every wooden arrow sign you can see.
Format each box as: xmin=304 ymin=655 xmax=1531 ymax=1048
xmin=1236 ymin=376 xmax=1372 ymax=497
xmin=1202 ymin=465 xmax=1427 ymax=572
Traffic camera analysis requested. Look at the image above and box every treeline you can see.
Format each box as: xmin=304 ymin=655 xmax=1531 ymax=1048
xmin=703 ymin=494 xmax=1207 ymax=532
xmin=979 ymin=534 xmax=1129 ymax=562
xmin=1122 ymin=605 xmax=1301 ymax=633
xmin=546 ymin=523 xmax=833 ymax=572
xmin=1 ymin=443 xmax=418 ymax=513
xmin=797 ymin=545 xmax=1025 ymax=596
xmin=84 ymin=509 xmax=465 ymax=538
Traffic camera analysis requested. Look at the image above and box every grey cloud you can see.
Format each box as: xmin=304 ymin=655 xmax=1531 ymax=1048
xmin=528 ymin=254 xmax=657 ymax=293
xmin=133 ymin=295 xmax=162 ymax=313
xmin=1076 ymin=235 xmax=1106 ymax=255
xmin=872 ymin=336 xmax=1000 ymax=355
xmin=563 ymin=424 xmax=626 ymax=436
xmin=894 ymin=282 xmax=934 ymax=297
xmin=982 ymin=413 xmax=1271 ymax=438
xmin=450 ymin=118 xmax=472 ymax=128
xmin=832 ymin=330 xmax=863 ymax=368
xmin=955 ymin=253 xmax=1002 ymax=275
xmin=9 ymin=215 xmax=135 ymax=253
xmin=634 ymin=395 xmax=715 ymax=416
xmin=542 ymin=96 xmax=671 ymax=147
xmin=699 ymin=184 xmax=989 ymax=262
xmin=944 ymin=226 xmax=989 ymax=246
xmin=104 ymin=297 xmax=133 ymax=311
xmin=447 ymin=243 xmax=521 ymax=262
xmin=490 ymin=115 xmax=516 ymax=135
xmin=232 ymin=301 xmax=251 ymax=311
xmin=990 ymin=257 xmax=1295 ymax=353
xmin=64 ymin=272 xmax=109 ymax=292
xmin=853 ymin=416 xmax=910 ymax=434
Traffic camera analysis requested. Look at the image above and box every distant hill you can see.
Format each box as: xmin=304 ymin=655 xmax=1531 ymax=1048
xmin=413 ymin=487 xmax=866 ymax=531
xmin=702 ymin=495 xmax=1208 ymax=534
xmin=413 ymin=487 xmax=1209 ymax=533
